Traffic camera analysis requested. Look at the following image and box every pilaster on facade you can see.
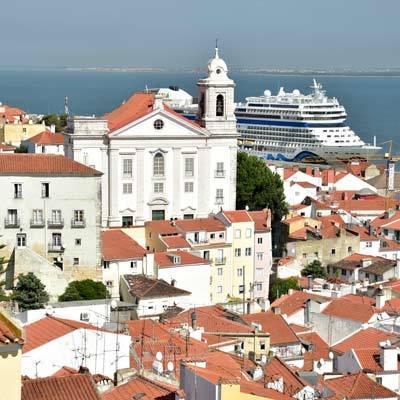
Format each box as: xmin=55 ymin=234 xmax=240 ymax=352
xmin=108 ymin=148 xmax=120 ymax=227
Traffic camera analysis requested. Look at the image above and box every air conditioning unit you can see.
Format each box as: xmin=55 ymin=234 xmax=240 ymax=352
xmin=80 ymin=312 xmax=89 ymax=322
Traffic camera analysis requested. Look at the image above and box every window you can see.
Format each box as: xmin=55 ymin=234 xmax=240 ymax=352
xmin=41 ymin=182 xmax=50 ymax=198
xmin=215 ymin=162 xmax=225 ymax=177
xmin=14 ymin=183 xmax=22 ymax=198
xmin=52 ymin=233 xmax=62 ymax=246
xmin=153 ymin=153 xmax=165 ymax=176
xmin=245 ymin=247 xmax=252 ymax=256
xmin=183 ymin=214 xmax=194 ymax=219
xmin=366 ymin=241 xmax=372 ymax=248
xmin=235 ymin=229 xmax=241 ymax=239
xmin=103 ymin=261 xmax=110 ymax=269
xmin=154 ymin=119 xmax=164 ymax=130
xmin=260 ymin=340 xmax=266 ymax=350
xmin=74 ymin=210 xmax=84 ymax=222
xmin=106 ymin=280 xmax=113 ymax=288
xmin=216 ymin=94 xmax=224 ymax=116
xmin=121 ymin=216 xmax=133 ymax=228
xmin=219 ymin=232 xmax=224 ymax=239
xmin=257 ymin=283 xmax=262 ymax=291
xmin=347 ymin=246 xmax=352 ymax=253
xmin=256 ymin=252 xmax=263 ymax=261
xmin=217 ymin=268 xmax=223 ymax=275
xmin=331 ymin=248 xmax=336 ymax=255
xmin=237 ymin=268 xmax=243 ymax=277
xmin=32 ymin=209 xmax=43 ymax=222
xmin=235 ymin=248 xmax=241 ymax=257
xmin=302 ymin=253 xmax=307 ymax=259
xmin=154 ymin=182 xmax=164 ymax=193
xmin=246 ymin=228 xmax=252 ymax=238
xmin=376 ymin=377 xmax=382 ymax=385
xmin=152 ymin=210 xmax=165 ymax=220
xmin=16 ymin=233 xmax=26 ymax=247
xmin=257 ymin=237 xmax=263 ymax=244
xmin=130 ymin=261 xmax=137 ymax=269
xmin=210 ymin=233 xmax=215 ymax=239
xmin=203 ymin=251 xmax=210 ymax=260
xmin=123 ymin=183 xmax=133 ymax=194
xmin=73 ymin=258 xmax=79 ymax=265
xmin=52 ymin=209 xmax=62 ymax=222
xmin=185 ymin=158 xmax=194 ymax=176
xmin=238 ymin=285 xmax=244 ymax=294
xmin=314 ymin=252 xmax=318 ymax=258
xmin=123 ymin=159 xmax=133 ymax=177
xmin=216 ymin=189 xmax=224 ymax=204
xmin=184 ymin=182 xmax=194 ymax=193
xmin=75 ymin=238 xmax=81 ymax=246
xmin=217 ymin=286 xmax=222 ymax=293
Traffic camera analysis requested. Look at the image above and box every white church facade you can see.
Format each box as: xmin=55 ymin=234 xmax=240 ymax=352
xmin=65 ymin=48 xmax=238 ymax=227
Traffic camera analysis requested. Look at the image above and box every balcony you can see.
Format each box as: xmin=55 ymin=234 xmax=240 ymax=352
xmin=215 ymin=197 xmax=224 ymax=205
xmin=71 ymin=218 xmax=86 ymax=228
xmin=48 ymin=243 xmax=64 ymax=253
xmin=214 ymin=170 xmax=226 ymax=178
xmin=47 ymin=219 xmax=64 ymax=228
xmin=213 ymin=257 xmax=226 ymax=265
xmin=30 ymin=219 xmax=45 ymax=228
xmin=4 ymin=218 xmax=20 ymax=228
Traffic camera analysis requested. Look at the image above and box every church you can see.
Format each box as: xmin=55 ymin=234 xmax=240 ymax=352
xmin=65 ymin=48 xmax=239 ymax=227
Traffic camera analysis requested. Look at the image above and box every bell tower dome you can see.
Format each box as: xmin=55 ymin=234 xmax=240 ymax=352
xmin=197 ymin=46 xmax=237 ymax=136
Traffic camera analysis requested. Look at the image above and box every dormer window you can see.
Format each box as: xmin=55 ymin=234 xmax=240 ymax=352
xmin=154 ymin=119 xmax=164 ymax=130
xmin=172 ymin=255 xmax=181 ymax=264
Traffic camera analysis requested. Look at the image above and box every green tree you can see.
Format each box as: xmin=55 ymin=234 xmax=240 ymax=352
xmin=59 ymin=280 xmax=109 ymax=302
xmin=41 ymin=113 xmax=68 ymax=132
xmin=0 ymin=241 xmax=9 ymax=300
xmin=269 ymin=277 xmax=299 ymax=302
xmin=12 ymin=273 xmax=49 ymax=311
xmin=14 ymin=144 xmax=28 ymax=153
xmin=236 ymin=152 xmax=288 ymax=221
xmin=301 ymin=260 xmax=327 ymax=279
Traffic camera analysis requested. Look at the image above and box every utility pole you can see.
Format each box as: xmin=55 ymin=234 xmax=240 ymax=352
xmin=242 ymin=266 xmax=246 ymax=315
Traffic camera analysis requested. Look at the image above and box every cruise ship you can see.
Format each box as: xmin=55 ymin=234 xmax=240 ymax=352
xmin=154 ymin=81 xmax=381 ymax=163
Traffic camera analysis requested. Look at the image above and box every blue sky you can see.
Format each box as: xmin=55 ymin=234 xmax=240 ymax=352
xmin=1 ymin=0 xmax=399 ymax=69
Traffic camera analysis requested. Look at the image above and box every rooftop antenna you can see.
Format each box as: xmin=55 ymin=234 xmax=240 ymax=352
xmin=64 ymin=96 xmax=69 ymax=115
xmin=215 ymin=38 xmax=219 ymax=58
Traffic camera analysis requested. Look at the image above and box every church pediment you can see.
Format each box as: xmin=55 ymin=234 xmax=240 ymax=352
xmin=147 ymin=197 xmax=169 ymax=206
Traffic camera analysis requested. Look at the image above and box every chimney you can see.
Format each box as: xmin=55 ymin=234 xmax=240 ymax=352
xmin=306 ymin=166 xmax=312 ymax=176
xmin=307 ymin=275 xmax=313 ymax=290
xmin=380 ymin=343 xmax=398 ymax=371
xmin=153 ymin=94 xmax=164 ymax=110
xmin=272 ymin=307 xmax=281 ymax=315
xmin=305 ymin=299 xmax=311 ymax=324
xmin=50 ymin=124 xmax=56 ymax=133
xmin=288 ymin=288 xmax=294 ymax=296
xmin=395 ymin=259 xmax=400 ymax=279
xmin=376 ymin=288 xmax=386 ymax=309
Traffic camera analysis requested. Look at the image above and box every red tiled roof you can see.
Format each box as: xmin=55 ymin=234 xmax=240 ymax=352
xmin=338 ymin=197 xmax=399 ymax=212
xmin=101 ymin=230 xmax=147 ymax=261
xmin=334 ymin=172 xmax=348 ymax=183
xmin=289 ymin=324 xmax=311 ymax=334
xmin=317 ymin=214 xmax=345 ymax=228
xmin=323 ymin=372 xmax=398 ymax=399
xmin=24 ymin=315 xmax=101 ymax=353
xmin=380 ymin=238 xmax=400 ymax=251
xmin=240 ymin=381 xmax=293 ymax=400
xmin=341 ymin=294 xmax=375 ymax=305
xmin=0 ymin=154 xmax=101 ymax=176
xmin=160 ymin=234 xmax=191 ymax=249
xmin=346 ymin=224 xmax=379 ymax=241
xmin=154 ymin=250 xmax=209 ymax=268
xmin=222 ymin=210 xmax=252 ymax=223
xmin=321 ymin=298 xmax=376 ymax=323
xmin=292 ymin=181 xmax=317 ymax=189
xmin=21 ymin=374 xmax=101 ymax=400
xmin=0 ymin=143 xmax=16 ymax=152
xmin=103 ymin=375 xmax=177 ymax=400
xmin=0 ymin=317 xmax=23 ymax=345
xmin=248 ymin=209 xmax=271 ymax=231
xmin=145 ymin=220 xmax=180 ymax=235
xmin=371 ymin=211 xmax=400 ymax=230
xmin=242 ymin=312 xmax=299 ymax=346
xmin=270 ymin=291 xmax=329 ymax=317
xmin=354 ymin=348 xmax=383 ymax=372
xmin=277 ymin=256 xmax=295 ymax=266
xmin=52 ymin=366 xmax=78 ymax=378
xmin=27 ymin=130 xmax=65 ymax=145
xmin=175 ymin=217 xmax=225 ymax=232
xmin=298 ymin=332 xmax=330 ymax=360
xmin=332 ymin=327 xmax=399 ymax=354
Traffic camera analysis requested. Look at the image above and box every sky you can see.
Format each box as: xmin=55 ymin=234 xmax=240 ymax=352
xmin=1 ymin=0 xmax=399 ymax=69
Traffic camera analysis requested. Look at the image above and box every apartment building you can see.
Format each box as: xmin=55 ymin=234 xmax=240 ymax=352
xmin=0 ymin=154 xmax=102 ymax=298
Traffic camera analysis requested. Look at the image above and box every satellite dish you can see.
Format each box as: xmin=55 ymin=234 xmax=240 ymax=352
xmin=261 ymin=354 xmax=267 ymax=364
xmin=301 ymin=347 xmax=306 ymax=354
xmin=45 ymin=305 xmax=54 ymax=315
xmin=167 ymin=361 xmax=174 ymax=372
xmin=156 ymin=351 xmax=163 ymax=362
xmin=329 ymin=351 xmax=334 ymax=360
xmin=110 ymin=299 xmax=118 ymax=310
xmin=319 ymin=358 xmax=324 ymax=364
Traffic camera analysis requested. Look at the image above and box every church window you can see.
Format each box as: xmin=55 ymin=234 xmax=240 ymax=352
xmin=123 ymin=159 xmax=133 ymax=177
xmin=154 ymin=119 xmax=164 ymax=130
xmin=216 ymin=94 xmax=224 ymax=117
xmin=153 ymin=153 xmax=165 ymax=177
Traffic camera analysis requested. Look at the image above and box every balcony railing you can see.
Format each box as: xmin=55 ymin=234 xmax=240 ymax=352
xmin=213 ymin=257 xmax=226 ymax=265
xmin=4 ymin=218 xmax=20 ymax=228
xmin=215 ymin=197 xmax=224 ymax=205
xmin=48 ymin=244 xmax=64 ymax=253
xmin=214 ymin=170 xmax=226 ymax=178
xmin=30 ymin=219 xmax=45 ymax=228
xmin=71 ymin=218 xmax=86 ymax=228
xmin=47 ymin=219 xmax=64 ymax=228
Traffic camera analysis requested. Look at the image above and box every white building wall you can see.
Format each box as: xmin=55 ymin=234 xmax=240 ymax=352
xmin=136 ymin=294 xmax=192 ymax=318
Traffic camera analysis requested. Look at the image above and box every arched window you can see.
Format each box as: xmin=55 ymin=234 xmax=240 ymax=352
xmin=216 ymin=94 xmax=224 ymax=117
xmin=153 ymin=153 xmax=164 ymax=177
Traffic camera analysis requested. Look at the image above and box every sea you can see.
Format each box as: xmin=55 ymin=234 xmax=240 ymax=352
xmin=0 ymin=69 xmax=399 ymax=152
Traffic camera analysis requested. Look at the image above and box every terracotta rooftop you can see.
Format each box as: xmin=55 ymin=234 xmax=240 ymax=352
xmin=248 ymin=209 xmax=271 ymax=231
xmin=332 ymin=327 xmax=399 ymax=354
xmin=0 ymin=313 xmax=24 ymax=345
xmin=101 ymin=230 xmax=147 ymax=261
xmin=123 ymin=274 xmax=190 ymax=299
xmin=242 ymin=311 xmax=299 ymax=346
xmin=292 ymin=181 xmax=317 ymax=189
xmin=321 ymin=298 xmax=376 ymax=323
xmin=27 ymin=130 xmax=65 ymax=145
xmin=21 ymin=374 xmax=101 ymax=400
xmin=222 ymin=210 xmax=252 ymax=223
xmin=323 ymin=372 xmax=398 ymax=399
xmin=297 ymin=331 xmax=330 ymax=361
xmin=175 ymin=217 xmax=226 ymax=232
xmin=0 ymin=143 xmax=16 ymax=152
xmin=154 ymin=250 xmax=209 ymax=268
xmin=353 ymin=348 xmax=384 ymax=372
xmin=24 ymin=315 xmax=101 ymax=353
xmin=160 ymin=234 xmax=191 ymax=249
xmin=0 ymin=154 xmax=101 ymax=176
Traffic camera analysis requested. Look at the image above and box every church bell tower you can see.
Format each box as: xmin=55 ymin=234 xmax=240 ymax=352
xmin=197 ymin=46 xmax=237 ymax=136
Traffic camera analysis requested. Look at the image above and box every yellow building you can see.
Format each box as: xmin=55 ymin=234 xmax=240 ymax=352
xmin=1 ymin=122 xmax=46 ymax=147
xmin=0 ymin=308 xmax=24 ymax=400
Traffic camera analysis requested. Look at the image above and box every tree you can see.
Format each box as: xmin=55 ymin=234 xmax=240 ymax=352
xmin=301 ymin=260 xmax=327 ymax=279
xmin=0 ymin=240 xmax=9 ymax=300
xmin=41 ymin=113 xmax=68 ymax=132
xmin=59 ymin=280 xmax=109 ymax=302
xmin=269 ymin=277 xmax=299 ymax=302
xmin=12 ymin=273 xmax=49 ymax=311
xmin=236 ymin=152 xmax=288 ymax=221
xmin=14 ymin=144 xmax=28 ymax=153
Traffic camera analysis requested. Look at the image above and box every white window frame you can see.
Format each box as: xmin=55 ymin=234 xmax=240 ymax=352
xmin=185 ymin=158 xmax=194 ymax=177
